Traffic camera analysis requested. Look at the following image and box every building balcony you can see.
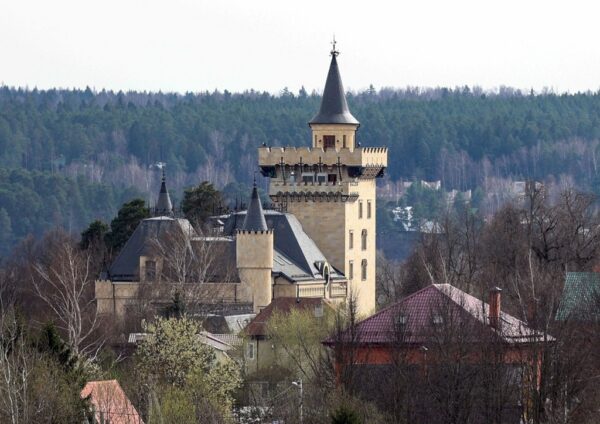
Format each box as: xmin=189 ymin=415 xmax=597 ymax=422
xmin=295 ymin=282 xmax=348 ymax=299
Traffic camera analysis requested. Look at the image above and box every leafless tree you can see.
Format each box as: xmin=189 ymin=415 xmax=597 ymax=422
xmin=32 ymin=237 xmax=102 ymax=359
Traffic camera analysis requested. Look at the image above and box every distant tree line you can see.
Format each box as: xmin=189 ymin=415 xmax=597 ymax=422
xmin=4 ymin=86 xmax=600 ymax=254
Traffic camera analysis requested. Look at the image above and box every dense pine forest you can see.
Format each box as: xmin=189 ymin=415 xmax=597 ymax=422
xmin=2 ymin=85 xmax=600 ymax=254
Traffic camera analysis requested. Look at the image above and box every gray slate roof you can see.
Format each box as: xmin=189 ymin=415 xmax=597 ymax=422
xmin=309 ymin=54 xmax=359 ymax=126
xmin=108 ymin=217 xmax=196 ymax=281
xmin=222 ymin=210 xmax=344 ymax=282
xmin=242 ymin=184 xmax=267 ymax=231
xmin=155 ymin=173 xmax=173 ymax=216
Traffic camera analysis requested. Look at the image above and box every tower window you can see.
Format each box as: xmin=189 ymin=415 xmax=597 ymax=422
xmin=343 ymin=135 xmax=347 ymax=148
xmin=361 ymin=230 xmax=367 ymax=250
xmin=349 ymin=260 xmax=354 ymax=280
xmin=145 ymin=260 xmax=156 ymax=282
xmin=361 ymin=259 xmax=367 ymax=281
xmin=349 ymin=230 xmax=354 ymax=249
xmin=359 ymin=201 xmax=363 ymax=219
xmin=324 ymin=135 xmax=335 ymax=149
xmin=367 ymin=200 xmax=372 ymax=219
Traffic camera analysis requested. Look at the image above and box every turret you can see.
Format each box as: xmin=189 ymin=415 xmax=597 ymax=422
xmin=309 ymin=42 xmax=360 ymax=151
xmin=155 ymin=169 xmax=174 ymax=217
xmin=236 ymin=183 xmax=273 ymax=312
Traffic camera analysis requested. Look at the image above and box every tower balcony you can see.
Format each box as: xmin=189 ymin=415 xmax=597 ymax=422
xmin=268 ymin=180 xmax=360 ymax=202
xmin=259 ymin=146 xmax=388 ymax=169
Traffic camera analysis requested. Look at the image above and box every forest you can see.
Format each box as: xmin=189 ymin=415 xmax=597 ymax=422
xmin=3 ymin=85 xmax=600 ymax=254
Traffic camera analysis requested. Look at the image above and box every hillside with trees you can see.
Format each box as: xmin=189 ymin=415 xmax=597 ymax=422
xmin=3 ymin=85 xmax=600 ymax=253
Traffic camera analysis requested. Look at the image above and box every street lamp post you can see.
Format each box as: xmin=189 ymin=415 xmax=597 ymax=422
xmin=292 ymin=379 xmax=303 ymax=424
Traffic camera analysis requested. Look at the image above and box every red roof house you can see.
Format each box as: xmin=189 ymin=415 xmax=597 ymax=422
xmin=81 ymin=380 xmax=143 ymax=424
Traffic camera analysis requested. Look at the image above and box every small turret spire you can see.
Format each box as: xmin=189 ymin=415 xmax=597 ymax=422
xmin=309 ymin=40 xmax=359 ymax=126
xmin=242 ymin=180 xmax=267 ymax=231
xmin=155 ymin=167 xmax=174 ymax=216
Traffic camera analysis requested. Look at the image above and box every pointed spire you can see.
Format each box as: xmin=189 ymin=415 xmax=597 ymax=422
xmin=242 ymin=179 xmax=268 ymax=231
xmin=155 ymin=168 xmax=173 ymax=216
xmin=309 ymin=41 xmax=359 ymax=126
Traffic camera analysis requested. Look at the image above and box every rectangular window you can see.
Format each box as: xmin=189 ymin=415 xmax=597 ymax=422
xmin=328 ymin=174 xmax=337 ymax=184
xmin=349 ymin=261 xmax=354 ymax=280
xmin=324 ymin=135 xmax=336 ymax=149
xmin=246 ymin=342 xmax=255 ymax=360
xmin=359 ymin=201 xmax=363 ymax=219
xmin=317 ymin=173 xmax=327 ymax=184
xmin=343 ymin=135 xmax=347 ymax=148
xmin=145 ymin=260 xmax=156 ymax=282
xmin=361 ymin=230 xmax=367 ymax=250
xmin=302 ymin=173 xmax=314 ymax=184
xmin=361 ymin=259 xmax=367 ymax=281
xmin=367 ymin=200 xmax=372 ymax=219
xmin=349 ymin=230 xmax=354 ymax=249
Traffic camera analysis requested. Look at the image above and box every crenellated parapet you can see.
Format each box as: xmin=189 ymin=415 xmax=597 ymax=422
xmin=258 ymin=146 xmax=388 ymax=168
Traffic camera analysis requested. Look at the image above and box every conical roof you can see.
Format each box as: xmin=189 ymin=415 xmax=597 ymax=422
xmin=242 ymin=183 xmax=267 ymax=231
xmin=309 ymin=53 xmax=359 ymax=125
xmin=155 ymin=170 xmax=173 ymax=216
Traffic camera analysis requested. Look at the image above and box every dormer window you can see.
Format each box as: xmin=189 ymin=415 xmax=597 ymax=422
xmin=433 ymin=314 xmax=444 ymax=325
xmin=145 ymin=260 xmax=156 ymax=282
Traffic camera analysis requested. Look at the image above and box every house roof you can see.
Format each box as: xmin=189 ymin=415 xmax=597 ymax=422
xmin=245 ymin=297 xmax=330 ymax=337
xmin=81 ymin=380 xmax=143 ymax=424
xmin=108 ymin=216 xmax=196 ymax=281
xmin=309 ymin=53 xmax=359 ymax=126
xmin=325 ymin=284 xmax=548 ymax=346
xmin=556 ymin=272 xmax=600 ymax=321
xmin=221 ymin=210 xmax=344 ymax=283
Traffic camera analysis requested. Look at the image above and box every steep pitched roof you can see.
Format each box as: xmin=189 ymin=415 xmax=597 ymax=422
xmin=556 ymin=272 xmax=600 ymax=321
xmin=81 ymin=380 xmax=143 ymax=424
xmin=245 ymin=297 xmax=331 ymax=337
xmin=325 ymin=284 xmax=547 ymax=345
xmin=221 ymin=210 xmax=344 ymax=282
xmin=242 ymin=184 xmax=268 ymax=231
xmin=155 ymin=170 xmax=173 ymax=217
xmin=309 ymin=53 xmax=359 ymax=126
xmin=108 ymin=217 xmax=197 ymax=281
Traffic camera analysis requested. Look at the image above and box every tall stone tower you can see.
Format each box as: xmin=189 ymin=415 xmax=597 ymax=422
xmin=236 ymin=183 xmax=274 ymax=313
xmin=259 ymin=46 xmax=387 ymax=315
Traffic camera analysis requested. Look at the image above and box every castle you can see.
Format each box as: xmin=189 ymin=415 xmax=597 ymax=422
xmin=95 ymin=46 xmax=387 ymax=318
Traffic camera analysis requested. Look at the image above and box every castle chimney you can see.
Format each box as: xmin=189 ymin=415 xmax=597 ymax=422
xmin=488 ymin=287 xmax=502 ymax=330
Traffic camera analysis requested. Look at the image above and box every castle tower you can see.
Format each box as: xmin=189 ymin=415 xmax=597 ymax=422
xmin=236 ymin=183 xmax=274 ymax=313
xmin=259 ymin=45 xmax=387 ymax=315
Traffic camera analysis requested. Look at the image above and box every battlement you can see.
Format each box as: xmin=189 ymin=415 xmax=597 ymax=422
xmin=259 ymin=146 xmax=388 ymax=168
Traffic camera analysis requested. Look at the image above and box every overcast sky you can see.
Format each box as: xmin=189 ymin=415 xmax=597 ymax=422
xmin=2 ymin=0 xmax=600 ymax=94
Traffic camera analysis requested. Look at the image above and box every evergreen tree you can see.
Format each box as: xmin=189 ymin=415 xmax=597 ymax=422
xmin=105 ymin=198 xmax=149 ymax=252
xmin=181 ymin=181 xmax=224 ymax=224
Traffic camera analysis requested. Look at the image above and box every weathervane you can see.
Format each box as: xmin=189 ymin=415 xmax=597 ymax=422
xmin=330 ymin=35 xmax=339 ymax=57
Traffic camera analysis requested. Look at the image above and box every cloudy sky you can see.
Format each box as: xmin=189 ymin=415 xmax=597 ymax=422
xmin=1 ymin=0 xmax=599 ymax=94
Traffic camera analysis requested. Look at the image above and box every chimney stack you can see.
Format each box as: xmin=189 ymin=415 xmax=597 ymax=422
xmin=489 ymin=287 xmax=502 ymax=330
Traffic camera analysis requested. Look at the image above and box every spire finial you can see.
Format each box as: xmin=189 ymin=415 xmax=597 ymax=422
xmin=330 ymin=35 xmax=339 ymax=57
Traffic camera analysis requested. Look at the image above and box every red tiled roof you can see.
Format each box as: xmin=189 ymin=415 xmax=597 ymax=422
xmin=245 ymin=297 xmax=330 ymax=337
xmin=81 ymin=380 xmax=143 ymax=424
xmin=325 ymin=284 xmax=548 ymax=346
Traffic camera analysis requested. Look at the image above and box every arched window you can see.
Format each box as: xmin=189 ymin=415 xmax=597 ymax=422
xmin=361 ymin=259 xmax=367 ymax=281
xmin=361 ymin=229 xmax=367 ymax=250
